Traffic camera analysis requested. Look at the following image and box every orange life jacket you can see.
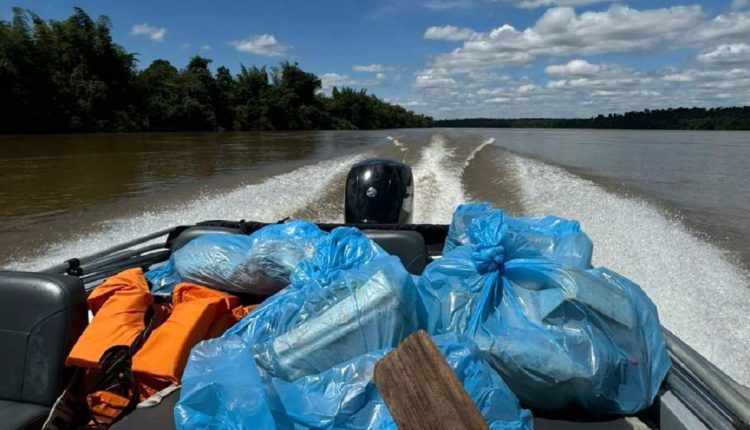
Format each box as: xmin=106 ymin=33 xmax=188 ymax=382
xmin=66 ymin=269 xmax=153 ymax=369
xmin=65 ymin=268 xmax=255 ymax=428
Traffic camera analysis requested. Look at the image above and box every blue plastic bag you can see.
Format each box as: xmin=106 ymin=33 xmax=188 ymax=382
xmin=173 ymin=336 xmax=275 ymax=429
xmin=221 ymin=227 xmax=392 ymax=344
xmin=444 ymin=202 xmax=496 ymax=253
xmin=146 ymin=220 xmax=324 ymax=296
xmin=176 ymin=227 xmax=426 ymax=429
xmin=420 ymin=207 xmax=670 ymax=414
xmin=177 ymin=333 xmax=533 ymax=430
xmin=252 ymin=253 xmax=420 ymax=381
xmin=267 ymin=333 xmax=532 ymax=429
xmin=443 ymin=202 xmax=593 ymax=269
xmin=419 ymin=209 xmax=586 ymax=335
xmin=474 ymin=261 xmax=670 ymax=413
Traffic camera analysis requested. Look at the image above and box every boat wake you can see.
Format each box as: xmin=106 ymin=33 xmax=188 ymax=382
xmin=464 ymin=137 xmax=495 ymax=167
xmin=509 ymin=153 xmax=750 ymax=387
xmin=412 ymin=135 xmax=468 ymax=224
xmin=10 ymin=154 xmax=365 ymax=272
xmin=386 ymin=135 xmax=408 ymax=152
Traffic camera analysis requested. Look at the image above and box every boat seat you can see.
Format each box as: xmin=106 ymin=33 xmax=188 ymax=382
xmin=364 ymin=230 xmax=429 ymax=275
xmin=0 ymin=272 xmax=87 ymax=430
xmin=169 ymin=226 xmax=429 ymax=275
xmin=0 ymin=401 xmax=51 ymax=430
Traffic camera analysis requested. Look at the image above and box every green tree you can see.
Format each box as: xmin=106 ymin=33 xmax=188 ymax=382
xmin=0 ymin=7 xmax=140 ymax=132
xmin=233 ymin=65 xmax=271 ymax=130
xmin=138 ymin=59 xmax=180 ymax=130
xmin=0 ymin=7 xmax=433 ymax=133
xmin=213 ymin=66 xmax=236 ymax=130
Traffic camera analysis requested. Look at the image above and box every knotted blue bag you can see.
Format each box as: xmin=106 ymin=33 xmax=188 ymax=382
xmin=419 ymin=204 xmax=670 ymax=414
xmin=444 ymin=202 xmax=593 ymax=269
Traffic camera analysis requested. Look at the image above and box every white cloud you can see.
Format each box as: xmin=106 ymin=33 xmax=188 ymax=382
xmin=320 ymin=72 xmax=387 ymax=92
xmin=353 ymin=64 xmax=399 ymax=72
xmin=545 ymin=59 xmax=603 ymax=76
xmin=201 ymin=45 xmax=211 ymax=51
xmin=500 ymin=0 xmax=622 ymax=8
xmin=485 ymin=97 xmax=511 ymax=103
xmin=180 ymin=43 xmax=190 ymax=50
xmin=230 ymin=34 xmax=290 ymax=57
xmin=662 ymin=72 xmax=693 ymax=82
xmin=698 ymin=43 xmax=750 ymax=66
xmin=411 ymin=58 xmax=750 ymax=118
xmin=544 ymin=61 xmax=654 ymax=91
xmin=687 ymin=11 xmax=750 ymax=44
xmin=397 ymin=99 xmax=427 ymax=107
xmin=424 ymin=25 xmax=476 ymax=41
xmin=417 ymin=5 xmax=750 ymax=91
xmin=321 ymin=73 xmax=358 ymax=90
xmin=408 ymin=4 xmax=750 ymax=118
xmin=415 ymin=69 xmax=458 ymax=88
xmin=732 ymin=0 xmax=749 ymax=10
xmin=130 ymin=23 xmax=166 ymax=42
xmin=425 ymin=5 xmax=705 ymax=74
xmin=517 ymin=84 xmax=540 ymax=93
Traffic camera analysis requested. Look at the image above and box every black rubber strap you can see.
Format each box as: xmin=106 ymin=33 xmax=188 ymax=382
xmin=65 ymin=258 xmax=84 ymax=276
xmin=88 ymin=307 xmax=157 ymax=429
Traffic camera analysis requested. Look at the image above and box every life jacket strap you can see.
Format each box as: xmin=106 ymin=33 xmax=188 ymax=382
xmin=86 ymin=306 xmax=156 ymax=429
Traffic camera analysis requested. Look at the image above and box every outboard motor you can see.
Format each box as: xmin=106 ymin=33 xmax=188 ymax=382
xmin=345 ymin=159 xmax=413 ymax=224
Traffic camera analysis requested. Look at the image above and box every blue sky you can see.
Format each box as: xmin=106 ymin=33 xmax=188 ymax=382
xmin=3 ymin=0 xmax=749 ymax=118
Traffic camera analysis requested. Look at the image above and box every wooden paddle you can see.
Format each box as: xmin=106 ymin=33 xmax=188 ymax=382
xmin=373 ymin=330 xmax=489 ymax=430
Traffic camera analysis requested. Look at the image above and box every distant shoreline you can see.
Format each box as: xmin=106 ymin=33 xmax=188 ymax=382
xmin=4 ymin=125 xmax=750 ymax=137
xmin=434 ymin=106 xmax=750 ymax=131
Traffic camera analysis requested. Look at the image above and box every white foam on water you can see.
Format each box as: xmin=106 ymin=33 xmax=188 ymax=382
xmin=412 ymin=134 xmax=467 ymax=224
xmin=464 ymin=137 xmax=495 ymax=168
xmin=386 ymin=135 xmax=407 ymax=152
xmin=10 ymin=154 xmax=366 ymax=272
xmin=509 ymin=153 xmax=750 ymax=387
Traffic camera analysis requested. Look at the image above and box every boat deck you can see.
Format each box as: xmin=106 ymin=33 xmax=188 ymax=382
xmin=112 ymin=389 xmax=652 ymax=430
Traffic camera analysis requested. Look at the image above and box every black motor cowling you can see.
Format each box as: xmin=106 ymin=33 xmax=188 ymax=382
xmin=345 ymin=159 xmax=413 ymax=224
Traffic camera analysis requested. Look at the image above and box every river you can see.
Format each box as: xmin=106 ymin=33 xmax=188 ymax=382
xmin=1 ymin=128 xmax=748 ymax=386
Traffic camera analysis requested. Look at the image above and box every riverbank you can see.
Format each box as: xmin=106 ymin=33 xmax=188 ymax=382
xmin=435 ymin=106 xmax=750 ymax=130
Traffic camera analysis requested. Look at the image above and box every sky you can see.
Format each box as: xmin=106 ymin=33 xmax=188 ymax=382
xmin=2 ymin=0 xmax=750 ymax=118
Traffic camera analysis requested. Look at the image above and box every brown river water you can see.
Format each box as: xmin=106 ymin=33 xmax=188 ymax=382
xmin=0 ymin=128 xmax=748 ymax=386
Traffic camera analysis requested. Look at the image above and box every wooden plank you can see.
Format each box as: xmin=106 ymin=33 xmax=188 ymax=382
xmin=373 ymin=330 xmax=489 ymax=430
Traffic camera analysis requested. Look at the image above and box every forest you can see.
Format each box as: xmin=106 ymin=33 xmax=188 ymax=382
xmin=435 ymin=107 xmax=750 ymax=130
xmin=0 ymin=8 xmax=433 ymax=133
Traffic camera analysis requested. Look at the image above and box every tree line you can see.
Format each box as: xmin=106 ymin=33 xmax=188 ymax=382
xmin=0 ymin=7 xmax=433 ymax=133
xmin=435 ymin=106 xmax=750 ymax=130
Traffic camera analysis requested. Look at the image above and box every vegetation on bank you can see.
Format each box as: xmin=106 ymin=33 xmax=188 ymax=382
xmin=0 ymin=8 xmax=433 ymax=133
xmin=435 ymin=107 xmax=750 ymax=130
